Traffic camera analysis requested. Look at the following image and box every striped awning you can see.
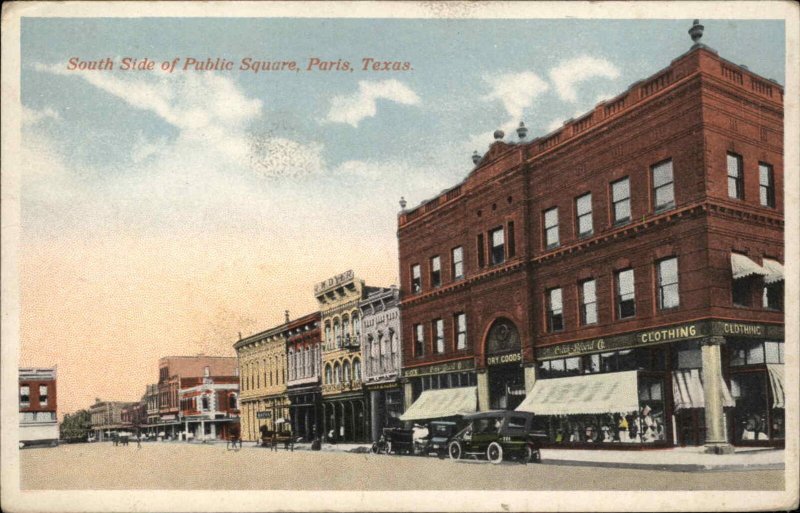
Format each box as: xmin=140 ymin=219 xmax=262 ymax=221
xmin=515 ymin=370 xmax=640 ymax=415
xmin=767 ymin=364 xmax=785 ymax=409
xmin=399 ymin=386 xmax=476 ymax=421
xmin=731 ymin=253 xmax=768 ymax=280
xmin=762 ymin=259 xmax=785 ymax=284
xmin=672 ymin=369 xmax=734 ymax=411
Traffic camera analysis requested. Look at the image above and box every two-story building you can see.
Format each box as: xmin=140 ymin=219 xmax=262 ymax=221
xmin=178 ymin=368 xmax=240 ymax=441
xmin=286 ymin=312 xmax=322 ymax=442
xmin=19 ymin=367 xmax=59 ymax=448
xmin=89 ymin=399 xmax=136 ymax=441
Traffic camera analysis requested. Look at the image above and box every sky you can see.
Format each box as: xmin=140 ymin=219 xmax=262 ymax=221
xmin=18 ymin=17 xmax=785 ymax=416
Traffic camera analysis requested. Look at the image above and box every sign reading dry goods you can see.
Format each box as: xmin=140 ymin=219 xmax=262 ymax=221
xmin=487 ymin=352 xmax=522 ymax=366
xmin=403 ymin=358 xmax=474 ymax=377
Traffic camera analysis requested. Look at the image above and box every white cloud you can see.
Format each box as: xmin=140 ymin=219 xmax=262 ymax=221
xmin=483 ymin=71 xmax=549 ymax=121
xmin=549 ymin=56 xmax=621 ymax=103
xmin=324 ymin=79 xmax=420 ymax=127
xmin=21 ymin=106 xmax=60 ymax=125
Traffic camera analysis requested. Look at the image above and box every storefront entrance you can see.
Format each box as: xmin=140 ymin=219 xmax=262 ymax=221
xmin=484 ymin=317 xmax=524 ymax=411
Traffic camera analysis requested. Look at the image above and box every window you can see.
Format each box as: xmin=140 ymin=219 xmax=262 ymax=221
xmin=229 ymin=393 xmax=238 ymax=410
xmin=343 ymin=361 xmax=351 ymax=382
xmin=451 ymin=246 xmax=464 ymax=280
xmin=433 ymin=318 xmax=445 ymax=353
xmin=38 ymin=385 xmax=48 ymax=406
xmin=729 ymin=340 xmax=767 ymax=366
xmin=201 ymin=396 xmax=209 ymax=411
xmin=612 ymin=177 xmax=631 ymax=224
xmin=325 ymin=364 xmax=332 ymax=384
xmin=490 ymin=227 xmax=505 ymax=265
xmin=414 ymin=324 xmax=425 ymax=357
xmin=411 ymin=264 xmax=421 ymax=293
xmin=477 ymin=234 xmax=485 ymax=268
xmin=759 ymin=163 xmax=775 ymax=207
xmin=546 ymin=287 xmax=564 ymax=332
xmin=575 ymin=193 xmax=593 ymax=238
xmin=353 ymin=359 xmax=361 ymax=381
xmin=507 ymin=221 xmax=516 ymax=257
xmin=727 ymin=153 xmax=744 ymax=199
xmin=763 ymin=280 xmax=784 ymax=311
xmin=334 ymin=363 xmax=342 ymax=384
xmin=325 ymin=323 xmax=332 ymax=348
xmin=455 ymin=313 xmax=467 ymax=350
xmin=616 ymin=268 xmax=636 ymax=319
xmin=652 ymin=160 xmax=675 ymax=211
xmin=732 ymin=277 xmax=752 ymax=307
xmin=430 ymin=256 xmax=441 ymax=288
xmin=544 ymin=208 xmax=559 ymax=248
xmin=764 ymin=341 xmax=784 ymax=364
xmin=580 ymin=279 xmax=598 ymax=325
xmin=657 ymin=257 xmax=680 ymax=309
xmin=20 ymin=385 xmax=30 ymax=406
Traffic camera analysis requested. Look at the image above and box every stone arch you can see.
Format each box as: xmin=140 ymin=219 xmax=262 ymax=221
xmin=483 ymin=316 xmax=521 ymax=356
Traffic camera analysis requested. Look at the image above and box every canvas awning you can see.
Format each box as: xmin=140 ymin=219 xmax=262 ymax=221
xmin=672 ymin=369 xmax=734 ymax=411
xmin=762 ymin=259 xmax=785 ymax=284
xmin=515 ymin=370 xmax=639 ymax=415
xmin=731 ymin=253 xmax=768 ymax=280
xmin=399 ymin=386 xmax=476 ymax=421
xmin=767 ymin=364 xmax=785 ymax=409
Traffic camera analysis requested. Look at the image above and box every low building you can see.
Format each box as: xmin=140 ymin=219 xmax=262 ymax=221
xmin=178 ymin=370 xmax=239 ymax=441
xmin=19 ymin=367 xmax=58 ymax=448
xmin=89 ymin=399 xmax=136 ymax=441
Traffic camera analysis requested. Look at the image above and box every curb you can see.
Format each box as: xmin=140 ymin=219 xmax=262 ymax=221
xmin=541 ymin=458 xmax=785 ymax=473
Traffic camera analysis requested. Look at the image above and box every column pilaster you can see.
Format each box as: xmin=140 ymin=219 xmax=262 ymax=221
xmin=702 ymin=336 xmax=734 ymax=454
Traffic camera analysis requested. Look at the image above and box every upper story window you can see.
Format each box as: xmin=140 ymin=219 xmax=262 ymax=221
xmin=507 ymin=221 xmax=516 ymax=258
xmin=657 ymin=257 xmax=680 ymax=309
xmin=616 ymin=268 xmax=636 ymax=319
xmin=455 ymin=313 xmax=467 ymax=350
xmin=546 ymin=287 xmax=564 ymax=332
xmin=652 ymin=159 xmax=675 ymax=212
xmin=575 ymin=193 xmax=593 ymax=238
xmin=580 ymin=279 xmax=598 ymax=325
xmin=612 ymin=177 xmax=631 ymax=225
xmin=490 ymin=227 xmax=505 ymax=265
xmin=727 ymin=153 xmax=744 ymax=199
xmin=20 ymin=385 xmax=30 ymax=407
xmin=477 ymin=234 xmax=486 ymax=268
xmin=762 ymin=259 xmax=784 ymax=311
xmin=430 ymin=256 xmax=441 ymax=288
xmin=414 ymin=324 xmax=425 ymax=357
xmin=38 ymin=385 xmax=48 ymax=406
xmin=411 ymin=264 xmax=422 ymax=294
xmin=325 ymin=364 xmax=332 ymax=384
xmin=544 ymin=208 xmax=559 ymax=248
xmin=325 ymin=323 xmax=332 ymax=349
xmin=759 ymin=163 xmax=775 ymax=208
xmin=451 ymin=246 xmax=464 ymax=280
xmin=433 ymin=318 xmax=445 ymax=353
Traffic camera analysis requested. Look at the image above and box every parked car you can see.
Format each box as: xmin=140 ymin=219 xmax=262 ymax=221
xmin=372 ymin=427 xmax=415 ymax=455
xmin=448 ymin=411 xmax=545 ymax=464
xmin=417 ymin=421 xmax=460 ymax=458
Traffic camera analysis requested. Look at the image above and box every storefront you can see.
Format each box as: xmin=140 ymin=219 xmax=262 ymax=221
xmin=321 ymin=392 xmax=368 ymax=442
xmin=484 ymin=318 xmax=526 ymax=410
xmin=405 ymin=358 xmax=477 ymax=404
xmin=366 ymin=381 xmax=404 ymax=441
xmin=399 ymin=386 xmax=477 ymax=423
xmin=287 ymin=386 xmax=320 ymax=442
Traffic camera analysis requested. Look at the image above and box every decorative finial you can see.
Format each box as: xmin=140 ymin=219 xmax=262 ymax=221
xmin=516 ymin=121 xmax=528 ymax=140
xmin=689 ymin=19 xmax=704 ymax=46
xmin=284 ymin=310 xmax=290 ymax=323
xmin=472 ymin=150 xmax=481 ymax=165
xmin=399 ymin=196 xmax=407 ymax=210
xmin=493 ymin=129 xmax=505 ymax=140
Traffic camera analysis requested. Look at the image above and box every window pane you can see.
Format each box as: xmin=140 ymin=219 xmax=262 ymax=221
xmin=576 ymin=193 xmax=592 ymax=215
xmin=653 ymin=161 xmax=673 ymax=187
xmin=550 ymin=288 xmax=563 ymax=309
xmin=618 ymin=269 xmax=634 ymax=295
xmin=545 ymin=208 xmax=558 ymax=228
xmin=565 ymin=357 xmax=580 ymax=374
xmin=613 ymin=178 xmax=630 ymax=200
xmin=582 ymin=279 xmax=596 ymax=301
xmin=747 ymin=343 xmax=765 ymax=364
xmin=492 ymin=228 xmax=504 ymax=247
xmin=615 ymin=200 xmax=631 ymax=222
xmin=655 ymin=184 xmax=674 ymax=208
xmin=727 ymin=154 xmax=741 ymax=178
xmin=765 ymin=341 xmax=781 ymax=364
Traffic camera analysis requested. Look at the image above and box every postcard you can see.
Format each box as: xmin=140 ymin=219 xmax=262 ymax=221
xmin=1 ymin=1 xmax=798 ymax=512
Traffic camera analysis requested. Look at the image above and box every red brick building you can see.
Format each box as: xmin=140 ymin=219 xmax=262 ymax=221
xmin=285 ymin=312 xmax=322 ymax=442
xmin=19 ymin=367 xmax=59 ymax=447
xmin=398 ymin=22 xmax=784 ymax=452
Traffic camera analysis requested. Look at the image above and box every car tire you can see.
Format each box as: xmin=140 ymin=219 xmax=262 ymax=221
xmin=523 ymin=445 xmax=534 ymax=464
xmin=448 ymin=440 xmax=462 ymax=460
xmin=487 ymin=442 xmax=503 ymax=464
xmin=385 ymin=442 xmax=392 ymax=455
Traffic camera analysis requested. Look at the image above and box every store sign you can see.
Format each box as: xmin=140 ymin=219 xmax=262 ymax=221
xmin=403 ymin=358 xmax=474 ymax=377
xmin=486 ymin=352 xmax=522 ymax=366
xmin=365 ymin=381 xmax=399 ymax=391
xmin=314 ymin=270 xmax=354 ymax=294
xmin=161 ymin=414 xmax=176 ymax=421
xmin=256 ymin=411 xmax=272 ymax=419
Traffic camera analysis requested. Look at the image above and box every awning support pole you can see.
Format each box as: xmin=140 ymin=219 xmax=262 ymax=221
xmin=702 ymin=336 xmax=734 ymax=454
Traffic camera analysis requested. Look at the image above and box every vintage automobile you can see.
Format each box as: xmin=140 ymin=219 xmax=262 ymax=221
xmin=372 ymin=426 xmax=415 ymax=455
xmin=447 ymin=411 xmax=545 ymax=464
xmin=417 ymin=421 xmax=460 ymax=458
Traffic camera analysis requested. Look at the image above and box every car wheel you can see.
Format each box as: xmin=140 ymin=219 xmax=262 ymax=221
xmin=385 ymin=442 xmax=392 ymax=455
xmin=448 ymin=440 xmax=462 ymax=460
xmin=370 ymin=443 xmax=379 ymax=454
xmin=487 ymin=442 xmax=503 ymax=464
xmin=523 ymin=445 xmax=533 ymax=464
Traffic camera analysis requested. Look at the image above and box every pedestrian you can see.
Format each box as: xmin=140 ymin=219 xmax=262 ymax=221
xmin=136 ymin=431 xmax=142 ymax=449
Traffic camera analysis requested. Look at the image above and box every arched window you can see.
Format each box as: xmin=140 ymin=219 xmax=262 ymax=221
xmin=201 ymin=395 xmax=209 ymax=411
xmin=353 ymin=312 xmax=361 ymax=339
xmin=334 ymin=362 xmax=342 ymax=384
xmin=334 ymin=319 xmax=341 ymax=348
xmin=368 ymin=334 xmax=377 ymax=374
xmin=304 ymin=347 xmax=311 ymax=377
xmin=353 ymin=358 xmax=361 ymax=382
xmin=229 ymin=393 xmax=238 ymax=410
xmin=325 ymin=364 xmax=332 ymax=384
xmin=342 ymin=314 xmax=351 ymax=344
xmin=343 ymin=360 xmax=351 ymax=383
xmin=288 ymin=349 xmax=295 ymax=381
xmin=325 ymin=322 xmax=332 ymax=349
xmin=377 ymin=332 xmax=385 ymax=371
xmin=256 ymin=361 xmax=261 ymax=388
xmin=389 ymin=329 xmax=398 ymax=369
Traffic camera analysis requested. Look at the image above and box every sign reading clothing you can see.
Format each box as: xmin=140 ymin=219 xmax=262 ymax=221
xmin=404 ymin=359 xmax=474 ymax=377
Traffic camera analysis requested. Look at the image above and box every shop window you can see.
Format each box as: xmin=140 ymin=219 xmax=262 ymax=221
xmin=730 ymin=372 xmax=771 ymax=442
xmin=579 ymin=279 xmax=597 ymax=325
xmin=675 ymin=342 xmax=702 ymax=369
xmin=455 ymin=312 xmax=467 ymax=350
xmin=411 ymin=264 xmax=422 ymax=293
xmin=544 ymin=207 xmax=559 ymax=249
xmin=433 ymin=319 xmax=444 ymax=353
xmin=759 ymin=163 xmax=775 ymax=207
xmin=430 ymin=256 xmax=441 ymax=288
xmin=550 ymin=358 xmax=565 ymax=376
xmin=451 ymin=246 xmax=464 ymax=280
xmin=490 ymin=227 xmax=505 ymax=265
xmin=638 ymin=376 xmax=666 ymax=443
xmin=477 ymin=234 xmax=486 ymax=268
xmin=414 ymin=324 xmax=425 ymax=357
xmin=565 ymin=356 xmax=581 ymax=375
xmin=727 ymin=152 xmax=744 ymax=200
xmin=575 ymin=193 xmax=593 ymax=238
xmin=763 ymin=281 xmax=783 ymax=311
xmin=615 ymin=268 xmax=636 ymax=319
xmin=20 ymin=385 xmax=30 ymax=406
xmin=582 ymin=354 xmax=601 ymax=374
xmin=657 ymin=257 xmax=680 ymax=309
xmin=652 ymin=159 xmax=675 ymax=212
xmin=507 ymin=221 xmax=516 ymax=257
xmin=611 ymin=177 xmax=631 ymax=225
xmin=732 ymin=276 xmax=753 ymax=307
xmin=764 ymin=341 xmax=784 ymax=364
xmin=546 ymin=287 xmax=564 ymax=332
xmin=729 ymin=339 xmax=766 ymax=366
xmin=38 ymin=385 xmax=48 ymax=406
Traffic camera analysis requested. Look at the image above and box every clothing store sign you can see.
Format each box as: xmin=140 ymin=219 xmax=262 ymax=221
xmin=403 ymin=358 xmax=474 ymax=377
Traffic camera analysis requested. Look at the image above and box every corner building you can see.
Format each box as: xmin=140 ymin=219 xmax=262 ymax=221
xmin=398 ymin=24 xmax=784 ymax=452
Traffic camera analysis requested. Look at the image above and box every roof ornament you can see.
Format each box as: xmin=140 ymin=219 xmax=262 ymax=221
xmin=493 ymin=129 xmax=505 ymax=140
xmin=689 ymin=19 xmax=704 ymax=47
xmin=472 ymin=150 xmax=481 ymax=165
xmin=516 ymin=121 xmax=528 ymax=140
xmin=399 ymin=196 xmax=407 ymax=210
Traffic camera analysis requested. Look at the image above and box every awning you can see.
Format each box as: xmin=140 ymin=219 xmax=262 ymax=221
xmin=515 ymin=370 xmax=639 ymax=415
xmin=762 ymin=259 xmax=785 ymax=284
xmin=399 ymin=386 xmax=476 ymax=421
xmin=767 ymin=364 xmax=785 ymax=409
xmin=731 ymin=253 xmax=768 ymax=280
xmin=672 ymin=369 xmax=734 ymax=411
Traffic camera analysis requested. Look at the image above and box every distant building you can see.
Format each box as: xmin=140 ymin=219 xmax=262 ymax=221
xmin=178 ymin=369 xmax=239 ymax=441
xmin=143 ymin=383 xmax=160 ymax=433
xmin=19 ymin=367 xmax=58 ymax=448
xmin=285 ymin=312 xmax=322 ymax=442
xmin=90 ymin=400 xmax=136 ymax=441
